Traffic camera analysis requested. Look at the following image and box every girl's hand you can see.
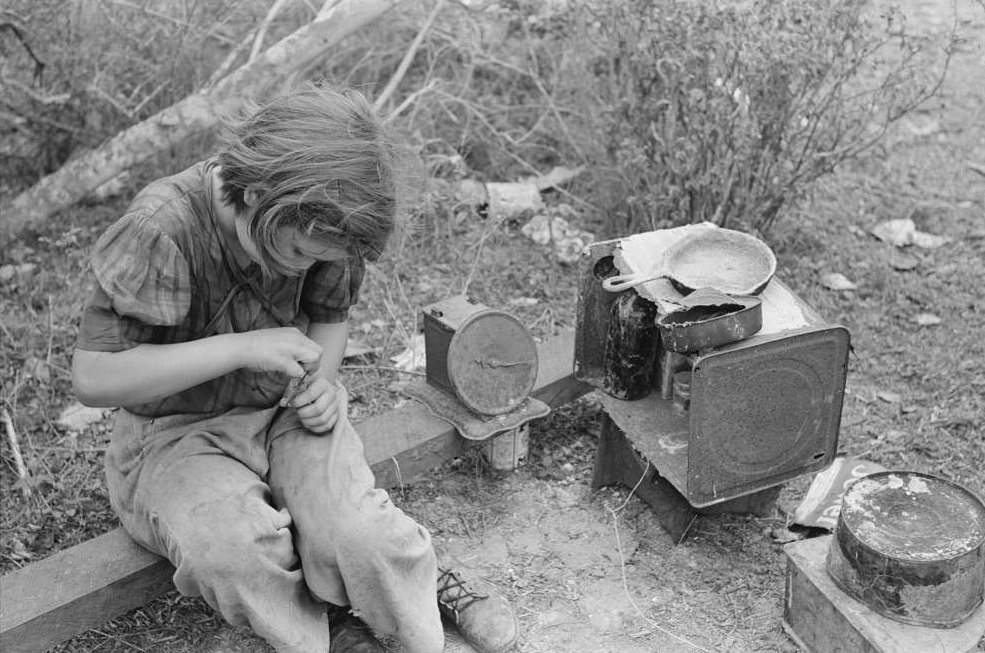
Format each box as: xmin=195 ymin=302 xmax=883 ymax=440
xmin=284 ymin=375 xmax=346 ymax=434
xmin=240 ymin=328 xmax=322 ymax=377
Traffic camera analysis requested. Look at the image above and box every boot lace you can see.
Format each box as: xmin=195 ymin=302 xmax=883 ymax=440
xmin=436 ymin=567 xmax=490 ymax=621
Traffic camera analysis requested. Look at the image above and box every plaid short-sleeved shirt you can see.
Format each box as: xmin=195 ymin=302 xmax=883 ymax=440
xmin=77 ymin=160 xmax=364 ymax=417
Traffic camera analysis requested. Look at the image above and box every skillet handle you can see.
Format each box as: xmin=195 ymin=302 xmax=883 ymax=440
xmin=602 ymin=273 xmax=655 ymax=293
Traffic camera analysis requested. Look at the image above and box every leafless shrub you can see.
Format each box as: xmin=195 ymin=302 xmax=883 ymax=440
xmin=576 ymin=0 xmax=956 ymax=234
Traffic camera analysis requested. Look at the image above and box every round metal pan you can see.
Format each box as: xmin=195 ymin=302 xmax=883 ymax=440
xmin=601 ymin=228 xmax=777 ymax=295
xmin=657 ymin=295 xmax=762 ymax=352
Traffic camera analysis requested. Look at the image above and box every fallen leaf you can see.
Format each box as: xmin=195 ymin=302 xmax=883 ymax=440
xmin=56 ymin=402 xmax=108 ymax=432
xmin=0 ymin=263 xmax=38 ymax=284
xmin=486 ymin=182 xmax=544 ymax=222
xmin=871 ymin=219 xmax=915 ymax=247
xmin=343 ymin=338 xmax=376 ymax=361
xmin=390 ymin=333 xmax=426 ymax=372
xmin=522 ymin=165 xmax=585 ymax=191
xmin=911 ymin=230 xmax=949 ymax=249
xmin=520 ymin=212 xmax=595 ymax=264
xmin=905 ymin=118 xmax=940 ymax=137
xmin=21 ymin=357 xmax=50 ymax=383
xmin=913 ymin=313 xmax=942 ymax=326
xmin=888 ymin=251 xmax=919 ymax=271
xmin=819 ymin=272 xmax=857 ymax=291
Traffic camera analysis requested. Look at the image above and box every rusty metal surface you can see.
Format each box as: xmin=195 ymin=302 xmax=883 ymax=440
xmin=595 ymin=390 xmax=691 ymax=496
xmin=574 ymin=241 xmax=620 ymax=388
xmin=656 ymin=294 xmax=762 ymax=353
xmin=686 ymin=325 xmax=851 ymax=507
xmin=827 ymin=471 xmax=985 ymax=628
xmin=446 ymin=309 xmax=539 ymax=416
xmin=424 ymin=295 xmax=485 ymax=393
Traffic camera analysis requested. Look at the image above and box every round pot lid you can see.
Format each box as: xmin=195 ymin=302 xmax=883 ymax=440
xmin=446 ymin=309 xmax=538 ymax=415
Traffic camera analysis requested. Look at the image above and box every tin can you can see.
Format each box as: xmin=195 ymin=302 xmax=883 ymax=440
xmin=483 ymin=424 xmax=530 ymax=471
xmin=826 ymin=471 xmax=985 ymax=628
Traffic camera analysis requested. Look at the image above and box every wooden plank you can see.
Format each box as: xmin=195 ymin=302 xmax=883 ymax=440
xmin=0 ymin=329 xmax=587 ymax=653
xmin=783 ymin=535 xmax=985 ymax=653
xmin=0 ymin=529 xmax=174 ymax=653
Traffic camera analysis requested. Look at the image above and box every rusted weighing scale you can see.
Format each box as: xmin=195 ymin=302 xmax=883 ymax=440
xmin=575 ymin=225 xmax=851 ymax=541
xmin=405 ymin=294 xmax=550 ymax=469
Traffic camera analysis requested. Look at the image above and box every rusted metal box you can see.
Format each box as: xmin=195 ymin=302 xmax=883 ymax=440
xmin=579 ymin=233 xmax=851 ymax=508
xmin=423 ymin=294 xmax=477 ymax=395
xmin=422 ymin=294 xmax=539 ymax=417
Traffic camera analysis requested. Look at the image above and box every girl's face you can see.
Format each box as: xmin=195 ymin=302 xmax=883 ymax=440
xmin=272 ymin=229 xmax=348 ymax=275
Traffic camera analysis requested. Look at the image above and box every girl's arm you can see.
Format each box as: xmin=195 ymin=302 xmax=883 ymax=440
xmin=307 ymin=321 xmax=349 ymax=382
xmin=72 ymin=327 xmax=322 ymax=407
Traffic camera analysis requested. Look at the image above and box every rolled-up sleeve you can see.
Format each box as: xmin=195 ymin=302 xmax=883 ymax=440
xmin=77 ymin=213 xmax=191 ymax=352
xmin=300 ymin=257 xmax=365 ymax=323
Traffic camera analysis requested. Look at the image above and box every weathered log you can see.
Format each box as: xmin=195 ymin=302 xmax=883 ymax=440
xmin=0 ymin=0 xmax=404 ymax=242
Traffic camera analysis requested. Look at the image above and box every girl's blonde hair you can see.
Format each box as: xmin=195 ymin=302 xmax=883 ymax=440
xmin=216 ymin=85 xmax=396 ymax=274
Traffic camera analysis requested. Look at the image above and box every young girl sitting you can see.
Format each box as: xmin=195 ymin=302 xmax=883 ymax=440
xmin=72 ymin=85 xmax=517 ymax=653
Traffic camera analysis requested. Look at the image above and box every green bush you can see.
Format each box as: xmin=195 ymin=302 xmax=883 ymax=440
xmin=578 ymin=0 xmax=953 ymax=234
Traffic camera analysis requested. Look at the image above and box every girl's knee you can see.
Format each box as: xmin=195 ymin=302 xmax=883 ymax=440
xmin=174 ymin=497 xmax=297 ymax=588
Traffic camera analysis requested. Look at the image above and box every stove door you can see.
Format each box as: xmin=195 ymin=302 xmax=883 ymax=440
xmin=686 ymin=325 xmax=850 ymax=508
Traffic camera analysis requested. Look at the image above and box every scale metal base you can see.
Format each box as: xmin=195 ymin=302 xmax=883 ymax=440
xmin=592 ymin=413 xmax=779 ymax=542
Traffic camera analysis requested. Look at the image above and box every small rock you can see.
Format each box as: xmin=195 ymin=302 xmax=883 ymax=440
xmin=819 ymin=272 xmax=857 ymax=291
xmin=871 ymin=219 xmax=915 ymax=247
xmin=57 ymin=402 xmax=108 ymax=432
xmin=913 ymin=313 xmax=942 ymax=326
xmin=911 ymin=231 xmax=949 ymax=249
xmin=0 ymin=263 xmax=37 ymax=284
xmin=889 ymin=251 xmax=920 ymax=271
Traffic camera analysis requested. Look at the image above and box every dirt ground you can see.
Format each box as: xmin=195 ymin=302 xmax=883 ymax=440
xmin=3 ymin=0 xmax=984 ymax=651
xmin=193 ymin=1 xmax=985 ymax=651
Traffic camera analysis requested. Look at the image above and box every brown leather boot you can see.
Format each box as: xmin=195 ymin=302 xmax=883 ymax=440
xmin=327 ymin=605 xmax=385 ymax=653
xmin=436 ymin=567 xmax=519 ymax=653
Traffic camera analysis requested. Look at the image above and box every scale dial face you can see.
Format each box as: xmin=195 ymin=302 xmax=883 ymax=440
xmin=446 ymin=309 xmax=539 ymax=416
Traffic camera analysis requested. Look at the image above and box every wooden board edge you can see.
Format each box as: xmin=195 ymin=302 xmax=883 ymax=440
xmin=0 ymin=329 xmax=588 ymax=653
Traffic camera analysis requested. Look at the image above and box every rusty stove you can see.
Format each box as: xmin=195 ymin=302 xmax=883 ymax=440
xmin=575 ymin=226 xmax=851 ymax=540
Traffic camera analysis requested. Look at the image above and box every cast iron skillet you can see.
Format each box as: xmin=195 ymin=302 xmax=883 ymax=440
xmin=601 ymin=228 xmax=776 ymax=296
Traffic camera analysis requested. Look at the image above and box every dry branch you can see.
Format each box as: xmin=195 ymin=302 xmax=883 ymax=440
xmin=373 ymin=0 xmax=446 ymax=113
xmin=1 ymin=0 xmax=405 ymax=242
xmin=1 ymin=408 xmax=31 ymax=497
xmin=249 ymin=0 xmax=293 ymax=62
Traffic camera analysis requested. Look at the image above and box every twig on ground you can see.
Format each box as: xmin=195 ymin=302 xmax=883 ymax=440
xmin=373 ymin=0 xmax=446 ymax=113
xmin=460 ymin=218 xmax=501 ymax=295
xmin=968 ymin=162 xmax=985 ymax=178
xmin=2 ymin=408 xmax=32 ymax=497
xmin=605 ymin=461 xmax=713 ymax=652
xmin=387 ymin=79 xmax=439 ymax=122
